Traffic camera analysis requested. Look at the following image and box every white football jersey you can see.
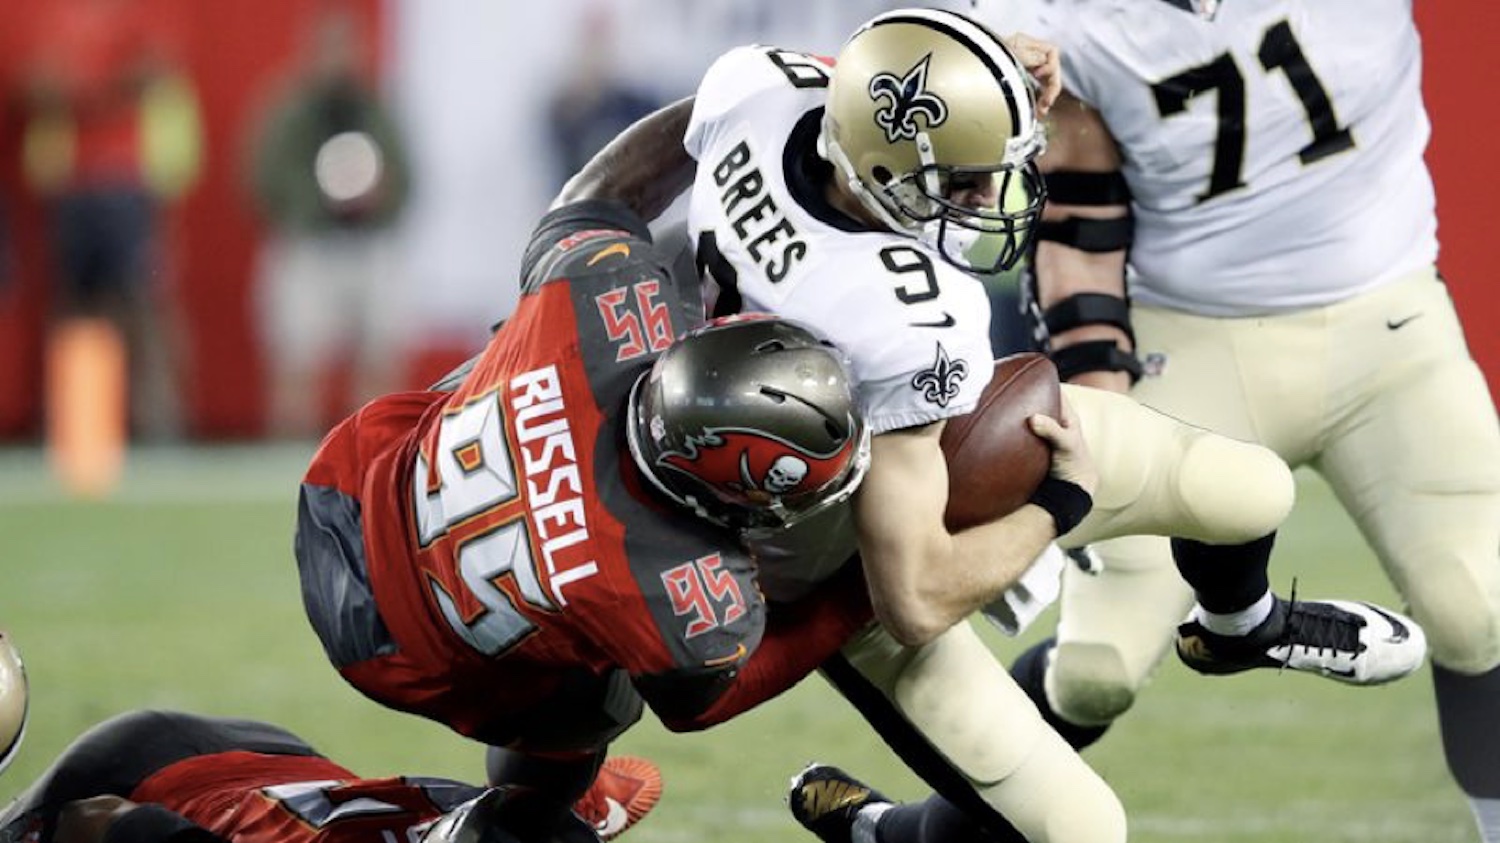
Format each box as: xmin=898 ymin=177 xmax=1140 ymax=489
xmin=685 ymin=45 xmax=998 ymax=435
xmin=685 ymin=45 xmax=1001 ymax=598
xmin=993 ymin=0 xmax=1436 ymax=316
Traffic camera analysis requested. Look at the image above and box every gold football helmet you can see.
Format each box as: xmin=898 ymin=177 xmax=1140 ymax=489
xmin=0 ymin=631 xmax=27 ymax=774
xmin=821 ymin=8 xmax=1046 ymax=273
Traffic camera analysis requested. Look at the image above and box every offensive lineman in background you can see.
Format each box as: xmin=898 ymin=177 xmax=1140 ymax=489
xmin=674 ymin=7 xmax=1424 ymax=843
xmin=980 ymin=0 xmax=1500 ymax=838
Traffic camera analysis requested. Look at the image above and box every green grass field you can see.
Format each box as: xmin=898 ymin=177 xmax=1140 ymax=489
xmin=0 ymin=445 xmax=1474 ymax=842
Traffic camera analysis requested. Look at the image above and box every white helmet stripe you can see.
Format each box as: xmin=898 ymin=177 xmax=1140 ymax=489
xmin=863 ymin=8 xmax=1035 ymax=141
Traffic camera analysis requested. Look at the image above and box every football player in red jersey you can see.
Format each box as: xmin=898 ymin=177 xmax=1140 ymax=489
xmin=293 ymin=100 xmax=883 ymax=842
xmin=0 ymin=708 xmax=656 ymax=843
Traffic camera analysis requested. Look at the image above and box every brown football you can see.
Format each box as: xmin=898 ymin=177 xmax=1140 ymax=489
xmin=940 ymin=352 xmax=1061 ymax=531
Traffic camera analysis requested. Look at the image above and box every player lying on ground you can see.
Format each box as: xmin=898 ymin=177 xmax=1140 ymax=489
xmin=0 ymin=707 xmax=659 ymax=843
xmin=0 ymin=636 xmax=668 ymax=843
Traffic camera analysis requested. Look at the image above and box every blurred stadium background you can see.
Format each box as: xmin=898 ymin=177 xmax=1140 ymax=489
xmin=0 ymin=2 xmax=1495 ymax=842
xmin=0 ymin=0 xmax=1493 ymax=445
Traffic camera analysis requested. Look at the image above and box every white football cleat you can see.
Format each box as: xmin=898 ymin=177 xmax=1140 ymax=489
xmin=1176 ymin=595 xmax=1426 ymax=685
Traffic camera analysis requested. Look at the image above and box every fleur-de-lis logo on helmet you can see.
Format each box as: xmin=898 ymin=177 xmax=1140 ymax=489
xmin=911 ymin=342 xmax=968 ymax=408
xmin=868 ymin=53 xmax=949 ymax=143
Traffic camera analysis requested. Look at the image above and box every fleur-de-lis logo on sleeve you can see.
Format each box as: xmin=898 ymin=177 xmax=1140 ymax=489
xmin=911 ymin=342 xmax=968 ymax=408
xmin=868 ymin=53 xmax=949 ymax=143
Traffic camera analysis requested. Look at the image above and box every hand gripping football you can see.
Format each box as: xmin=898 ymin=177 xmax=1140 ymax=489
xmin=940 ymin=353 xmax=1061 ymax=530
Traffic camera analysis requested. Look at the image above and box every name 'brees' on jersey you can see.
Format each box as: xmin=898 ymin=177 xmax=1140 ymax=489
xmin=709 ymin=140 xmax=806 ymax=284
xmin=701 ymin=49 xmax=831 ymax=287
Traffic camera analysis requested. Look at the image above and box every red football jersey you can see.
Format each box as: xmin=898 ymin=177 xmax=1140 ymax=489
xmin=132 ymin=751 xmax=480 ymax=843
xmin=298 ymin=202 xmax=770 ymax=739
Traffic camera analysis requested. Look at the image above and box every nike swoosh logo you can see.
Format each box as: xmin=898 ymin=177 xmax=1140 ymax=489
xmin=704 ymin=642 xmax=748 ymax=667
xmin=910 ymin=312 xmax=955 ymax=329
xmin=1361 ymin=603 xmax=1411 ymax=643
xmin=587 ymin=242 xmax=632 ymax=266
xmin=1386 ymin=314 xmax=1423 ymax=330
xmin=594 ymin=797 xmax=629 ymax=838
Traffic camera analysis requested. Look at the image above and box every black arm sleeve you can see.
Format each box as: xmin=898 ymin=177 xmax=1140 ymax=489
xmin=519 ymin=199 xmax=655 ymax=294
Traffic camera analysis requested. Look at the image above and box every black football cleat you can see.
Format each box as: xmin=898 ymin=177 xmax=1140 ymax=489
xmin=788 ymin=763 xmax=893 ymax=843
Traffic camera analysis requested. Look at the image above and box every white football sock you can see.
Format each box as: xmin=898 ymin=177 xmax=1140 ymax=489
xmin=852 ymin=802 xmax=893 ymax=843
xmin=1195 ymin=591 xmax=1275 ymax=637
xmin=1470 ymin=796 xmax=1500 ymax=843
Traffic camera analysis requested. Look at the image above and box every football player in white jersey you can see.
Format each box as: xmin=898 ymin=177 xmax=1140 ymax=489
xmin=665 ymin=8 xmax=1427 ymax=843
xmin=975 ymin=0 xmax=1500 ymax=839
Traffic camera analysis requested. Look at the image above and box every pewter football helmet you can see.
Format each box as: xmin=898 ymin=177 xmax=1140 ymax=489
xmin=821 ymin=7 xmax=1046 ymax=273
xmin=627 ymin=315 xmax=870 ymax=532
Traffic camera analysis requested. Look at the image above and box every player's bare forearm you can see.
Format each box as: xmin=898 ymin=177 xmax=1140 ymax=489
xmin=1034 ymin=241 xmax=1127 ymax=305
xmin=1036 ymin=91 xmax=1128 ymax=309
xmin=55 ymin=797 xmax=131 ymax=843
xmin=1034 ymin=241 xmax=1133 ymax=392
xmin=55 ymin=797 xmax=224 ymax=843
xmin=854 ymin=424 xmax=1057 ymax=647
xmin=1035 ymin=91 xmax=1135 ymax=392
xmin=551 ymin=96 xmax=697 ymax=220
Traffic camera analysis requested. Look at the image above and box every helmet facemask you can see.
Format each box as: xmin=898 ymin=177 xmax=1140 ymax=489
xmin=417 ymin=790 xmax=513 ymax=843
xmin=907 ymin=132 xmax=1047 ymax=275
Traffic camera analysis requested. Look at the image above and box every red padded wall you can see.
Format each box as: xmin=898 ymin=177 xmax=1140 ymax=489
xmin=0 ymin=0 xmax=384 ymax=438
xmin=1416 ymin=3 xmax=1500 ymax=397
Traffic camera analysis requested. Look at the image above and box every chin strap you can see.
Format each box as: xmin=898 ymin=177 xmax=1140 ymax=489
xmin=819 ymin=118 xmax=924 ymax=237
